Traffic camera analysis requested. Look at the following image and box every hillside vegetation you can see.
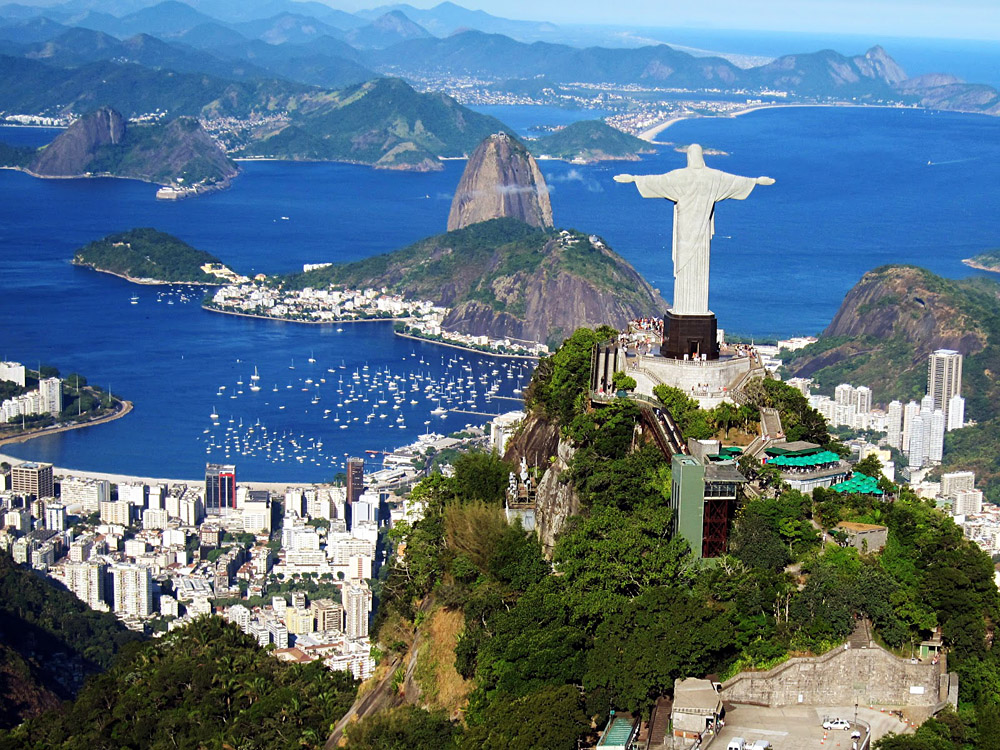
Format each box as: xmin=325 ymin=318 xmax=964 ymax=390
xmin=72 ymin=228 xmax=225 ymax=283
xmin=0 ymin=555 xmax=144 ymax=730
xmin=1 ymin=616 xmax=357 ymax=749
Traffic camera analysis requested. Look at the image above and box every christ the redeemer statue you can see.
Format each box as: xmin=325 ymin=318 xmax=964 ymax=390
xmin=614 ymin=144 xmax=774 ymax=316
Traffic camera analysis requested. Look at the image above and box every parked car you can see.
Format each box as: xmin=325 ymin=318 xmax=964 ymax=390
xmin=727 ymin=738 xmax=746 ymax=750
xmin=750 ymin=741 xmax=772 ymax=749
xmin=823 ymin=717 xmax=852 ymax=730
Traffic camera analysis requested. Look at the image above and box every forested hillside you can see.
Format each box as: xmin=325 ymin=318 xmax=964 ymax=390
xmin=353 ymin=327 xmax=1000 ymax=749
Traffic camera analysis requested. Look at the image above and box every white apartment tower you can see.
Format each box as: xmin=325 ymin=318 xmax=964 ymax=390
xmin=111 ymin=564 xmax=153 ymax=617
xmin=941 ymin=471 xmax=976 ymax=498
xmin=886 ymin=401 xmax=903 ymax=450
xmin=928 ymin=349 xmax=962 ymax=421
xmin=344 ymin=583 xmax=372 ymax=640
xmin=908 ymin=414 xmax=925 ymax=469
xmin=66 ymin=560 xmax=107 ymax=610
xmin=947 ymin=394 xmax=965 ymax=432
xmin=38 ymin=377 xmax=62 ymax=416
xmin=901 ymin=401 xmax=920 ymax=454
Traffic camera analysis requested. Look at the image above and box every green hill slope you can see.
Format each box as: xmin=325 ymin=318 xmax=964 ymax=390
xmin=0 ymin=555 xmax=145 ymax=730
xmin=239 ymin=77 xmax=508 ymax=169
xmin=530 ymin=120 xmax=654 ymax=162
xmin=1 ymin=616 xmax=357 ymax=748
xmin=279 ymin=217 xmax=666 ymax=346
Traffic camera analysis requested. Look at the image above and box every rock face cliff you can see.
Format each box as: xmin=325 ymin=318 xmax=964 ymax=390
xmin=28 ymin=107 xmax=238 ymax=186
xmin=785 ymin=265 xmax=996 ymax=406
xmin=447 ymin=133 xmax=553 ymax=231
xmin=30 ymin=107 xmax=125 ymax=176
xmin=503 ymin=411 xmax=578 ymax=557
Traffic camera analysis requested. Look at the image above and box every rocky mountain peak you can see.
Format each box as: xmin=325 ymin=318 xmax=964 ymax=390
xmin=447 ymin=132 xmax=554 ymax=232
xmin=30 ymin=107 xmax=126 ymax=176
xmin=859 ymin=45 xmax=907 ymax=85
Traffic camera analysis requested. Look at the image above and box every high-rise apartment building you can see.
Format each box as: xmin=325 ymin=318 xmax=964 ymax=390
xmin=205 ymin=463 xmax=236 ymax=516
xmin=66 ymin=560 xmax=107 ymax=610
xmin=886 ymin=401 xmax=903 ymax=450
xmin=928 ymin=349 xmax=962 ymax=421
xmin=947 ymin=394 xmax=965 ymax=432
xmin=344 ymin=583 xmax=372 ymax=639
xmin=11 ymin=461 xmax=54 ymax=499
xmin=110 ymin=564 xmax=153 ymax=617
xmin=346 ymin=457 xmax=364 ymax=506
xmin=38 ymin=377 xmax=62 ymax=416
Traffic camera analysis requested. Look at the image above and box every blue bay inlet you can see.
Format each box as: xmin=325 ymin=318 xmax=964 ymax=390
xmin=1 ymin=105 xmax=999 ymax=481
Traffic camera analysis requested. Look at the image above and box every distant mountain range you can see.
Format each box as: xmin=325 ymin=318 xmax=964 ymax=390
xmin=1 ymin=0 xmax=998 ymax=173
xmin=2 ymin=1 xmax=997 ymax=115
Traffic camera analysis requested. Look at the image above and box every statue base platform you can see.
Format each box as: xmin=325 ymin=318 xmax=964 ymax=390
xmin=661 ymin=311 xmax=719 ymax=361
xmin=632 ymin=352 xmax=753 ymax=410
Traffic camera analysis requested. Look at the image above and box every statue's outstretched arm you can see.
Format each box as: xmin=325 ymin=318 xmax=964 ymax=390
xmin=757 ymin=176 xmax=775 ymax=185
xmin=613 ymin=174 xmax=636 ymax=183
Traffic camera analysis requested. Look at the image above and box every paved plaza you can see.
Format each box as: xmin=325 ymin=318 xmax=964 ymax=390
xmin=715 ymin=705 xmax=914 ymax=750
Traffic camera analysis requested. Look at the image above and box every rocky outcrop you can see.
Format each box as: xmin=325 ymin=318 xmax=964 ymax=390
xmin=30 ymin=107 xmax=125 ymax=176
xmin=785 ymin=265 xmax=995 ymax=405
xmin=820 ymin=265 xmax=985 ymax=354
xmin=531 ymin=437 xmax=580 ymax=557
xmin=440 ymin=232 xmax=664 ymax=344
xmin=447 ymin=132 xmax=553 ymax=231
xmin=504 ymin=411 xmax=578 ymax=557
xmin=27 ymin=107 xmax=237 ymax=187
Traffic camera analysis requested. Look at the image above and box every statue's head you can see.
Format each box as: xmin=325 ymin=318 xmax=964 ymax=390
xmin=686 ymin=144 xmax=706 ymax=169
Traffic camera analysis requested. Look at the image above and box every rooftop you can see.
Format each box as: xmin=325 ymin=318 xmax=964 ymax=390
xmin=765 ymin=441 xmax=821 ymax=456
xmin=837 ymin=521 xmax=888 ymax=532
xmin=673 ymin=677 xmax=723 ymax=713
xmin=766 ymin=450 xmax=841 ymax=468
xmin=831 ymin=473 xmax=884 ymax=496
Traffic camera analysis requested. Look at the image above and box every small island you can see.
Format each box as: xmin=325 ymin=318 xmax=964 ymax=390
xmin=963 ymin=249 xmax=1000 ymax=273
xmin=530 ymin=120 xmax=655 ymax=162
xmin=73 ymin=228 xmax=243 ymax=285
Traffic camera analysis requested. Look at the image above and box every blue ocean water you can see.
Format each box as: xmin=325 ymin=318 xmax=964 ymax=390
xmin=1 ymin=104 xmax=999 ymax=480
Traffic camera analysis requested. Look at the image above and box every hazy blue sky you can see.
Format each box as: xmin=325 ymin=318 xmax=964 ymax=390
xmin=338 ymin=0 xmax=1000 ymax=41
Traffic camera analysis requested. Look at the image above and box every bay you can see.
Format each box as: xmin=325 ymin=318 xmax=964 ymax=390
xmin=1 ymin=104 xmax=998 ymax=481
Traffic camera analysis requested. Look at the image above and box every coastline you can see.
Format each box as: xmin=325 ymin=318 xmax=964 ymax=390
xmin=962 ymin=258 xmax=1000 ymax=273
xmin=201 ymin=305 xmax=406 ymax=325
xmin=0 ymin=165 xmax=231 ymax=197
xmin=393 ymin=330 xmax=541 ymax=360
xmin=0 ymin=399 xmax=133 ymax=449
xmin=637 ymin=102 xmax=923 ymax=142
xmin=74 ymin=263 xmax=221 ymax=287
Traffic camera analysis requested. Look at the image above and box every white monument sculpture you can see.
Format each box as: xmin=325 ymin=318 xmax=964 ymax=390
xmin=614 ymin=144 xmax=774 ymax=316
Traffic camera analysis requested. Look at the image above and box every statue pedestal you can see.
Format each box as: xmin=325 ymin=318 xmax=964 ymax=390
xmin=661 ymin=311 xmax=719 ymax=361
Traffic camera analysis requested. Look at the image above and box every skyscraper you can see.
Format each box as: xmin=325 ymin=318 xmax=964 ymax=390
xmin=346 ymin=457 xmax=364 ymax=506
xmin=928 ymin=410 xmax=945 ymax=464
xmin=11 ymin=461 xmax=54 ymax=499
xmin=928 ymin=349 xmax=962 ymax=421
xmin=908 ymin=414 xmax=925 ymax=469
xmin=205 ymin=463 xmax=236 ymax=516
xmin=66 ymin=560 xmax=107 ymax=610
